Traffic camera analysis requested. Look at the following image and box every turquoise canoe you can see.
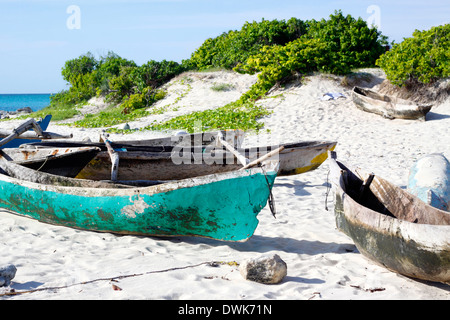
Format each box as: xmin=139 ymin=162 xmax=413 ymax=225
xmin=0 ymin=152 xmax=279 ymax=241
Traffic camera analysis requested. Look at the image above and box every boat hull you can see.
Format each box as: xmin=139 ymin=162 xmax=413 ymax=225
xmin=74 ymin=141 xmax=336 ymax=181
xmin=329 ymin=152 xmax=450 ymax=284
xmin=408 ymin=153 xmax=450 ymax=211
xmin=0 ymin=158 xmax=278 ymax=241
xmin=351 ymin=86 xmax=432 ymax=120
xmin=2 ymin=147 xmax=100 ymax=178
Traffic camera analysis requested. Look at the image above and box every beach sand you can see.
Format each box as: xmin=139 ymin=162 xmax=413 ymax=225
xmin=1 ymin=69 xmax=449 ymax=300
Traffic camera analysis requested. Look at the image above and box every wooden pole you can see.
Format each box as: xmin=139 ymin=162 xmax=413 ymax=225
xmin=102 ymin=133 xmax=120 ymax=181
xmin=216 ymin=131 xmax=249 ymax=166
xmin=240 ymin=146 xmax=284 ymax=170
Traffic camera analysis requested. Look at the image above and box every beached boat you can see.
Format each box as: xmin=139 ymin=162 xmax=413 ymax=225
xmin=28 ymin=140 xmax=336 ymax=181
xmin=266 ymin=141 xmax=336 ymax=176
xmin=328 ymin=151 xmax=450 ymax=284
xmin=75 ymin=140 xmax=336 ymax=180
xmin=351 ymin=86 xmax=432 ymax=120
xmin=1 ymin=146 xmax=101 ymax=177
xmin=113 ymin=130 xmax=244 ymax=148
xmin=27 ymin=130 xmax=243 ymax=150
xmin=0 ymin=150 xmax=279 ymax=241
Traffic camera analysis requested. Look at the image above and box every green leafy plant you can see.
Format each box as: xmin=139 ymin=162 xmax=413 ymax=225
xmin=188 ymin=18 xmax=308 ymax=70
xmin=143 ymin=101 xmax=271 ymax=133
xmin=376 ymin=24 xmax=449 ymax=86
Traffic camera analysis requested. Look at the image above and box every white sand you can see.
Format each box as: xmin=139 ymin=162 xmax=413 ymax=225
xmin=1 ymin=69 xmax=449 ymax=300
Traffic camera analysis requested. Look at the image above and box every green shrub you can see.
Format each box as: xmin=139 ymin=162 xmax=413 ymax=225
xmin=188 ymin=18 xmax=308 ymax=70
xmin=235 ymin=37 xmax=329 ymax=102
xmin=376 ymin=24 xmax=450 ymax=86
xmin=121 ymin=87 xmax=167 ymax=113
xmin=232 ymin=11 xmax=387 ymax=103
xmin=307 ymin=10 xmax=387 ymax=74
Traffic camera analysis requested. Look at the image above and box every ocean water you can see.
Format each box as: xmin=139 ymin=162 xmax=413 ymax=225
xmin=0 ymin=94 xmax=51 ymax=112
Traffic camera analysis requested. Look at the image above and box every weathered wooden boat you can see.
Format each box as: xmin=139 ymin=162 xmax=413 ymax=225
xmin=328 ymin=151 xmax=450 ymax=284
xmin=261 ymin=141 xmax=336 ymax=176
xmin=0 ymin=150 xmax=279 ymax=241
xmin=351 ymin=86 xmax=432 ymax=120
xmin=407 ymin=153 xmax=450 ymax=211
xmin=1 ymin=146 xmax=101 ymax=178
xmin=113 ymin=130 xmax=244 ymax=148
xmin=77 ymin=140 xmax=336 ymax=180
xmin=29 ymin=139 xmax=336 ymax=181
xmin=27 ymin=130 xmax=243 ymax=150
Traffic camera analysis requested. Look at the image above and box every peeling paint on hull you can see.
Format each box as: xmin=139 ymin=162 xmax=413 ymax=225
xmin=0 ymin=160 xmax=278 ymax=242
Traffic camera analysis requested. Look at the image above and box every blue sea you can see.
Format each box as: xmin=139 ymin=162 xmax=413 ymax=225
xmin=0 ymin=94 xmax=51 ymax=112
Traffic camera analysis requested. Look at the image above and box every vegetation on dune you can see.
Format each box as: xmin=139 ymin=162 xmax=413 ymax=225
xmin=376 ymin=24 xmax=450 ymax=86
xmin=28 ymin=11 xmax=449 ymax=133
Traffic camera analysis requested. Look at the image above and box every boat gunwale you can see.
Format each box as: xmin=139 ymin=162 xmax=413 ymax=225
xmin=0 ymin=152 xmax=280 ymax=197
xmin=328 ymin=154 xmax=450 ymax=247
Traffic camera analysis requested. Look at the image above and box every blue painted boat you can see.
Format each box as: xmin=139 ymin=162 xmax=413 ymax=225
xmin=0 ymin=115 xmax=52 ymax=149
xmin=0 ymin=151 xmax=279 ymax=241
xmin=408 ymin=153 xmax=450 ymax=211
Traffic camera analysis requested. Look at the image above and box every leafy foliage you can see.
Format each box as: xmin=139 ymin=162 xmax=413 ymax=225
xmin=41 ymin=11 xmax=390 ymax=131
xmin=376 ymin=24 xmax=450 ymax=86
xmin=231 ymin=11 xmax=387 ymax=105
xmin=307 ymin=11 xmax=387 ymax=74
xmin=144 ymin=101 xmax=271 ymax=133
xmin=188 ymin=18 xmax=308 ymax=70
xmin=49 ymin=52 xmax=185 ymax=124
xmin=235 ymin=37 xmax=330 ymax=102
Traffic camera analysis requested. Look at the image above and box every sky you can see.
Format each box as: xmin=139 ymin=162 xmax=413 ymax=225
xmin=0 ymin=0 xmax=448 ymax=93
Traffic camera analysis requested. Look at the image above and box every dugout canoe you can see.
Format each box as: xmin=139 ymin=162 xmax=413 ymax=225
xmin=1 ymin=146 xmax=101 ymax=178
xmin=27 ymin=130 xmax=243 ymax=150
xmin=0 ymin=151 xmax=279 ymax=241
xmin=351 ymin=86 xmax=432 ymax=120
xmin=34 ymin=140 xmax=336 ymax=181
xmin=328 ymin=151 xmax=450 ymax=284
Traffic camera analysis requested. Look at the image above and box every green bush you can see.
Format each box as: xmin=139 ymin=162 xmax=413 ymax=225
xmin=45 ymin=52 xmax=185 ymax=123
xmin=376 ymin=24 xmax=450 ymax=86
xmin=235 ymin=37 xmax=329 ymax=102
xmin=307 ymin=11 xmax=387 ymax=74
xmin=188 ymin=18 xmax=308 ymax=70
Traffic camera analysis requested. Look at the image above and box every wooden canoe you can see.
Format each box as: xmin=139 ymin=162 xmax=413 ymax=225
xmin=0 ymin=151 xmax=279 ymax=241
xmin=27 ymin=130 xmax=243 ymax=150
xmin=328 ymin=151 xmax=450 ymax=284
xmin=1 ymin=146 xmax=101 ymax=178
xmin=351 ymin=86 xmax=432 ymax=120
xmin=30 ymin=140 xmax=336 ymax=181
xmin=113 ymin=130 xmax=244 ymax=148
